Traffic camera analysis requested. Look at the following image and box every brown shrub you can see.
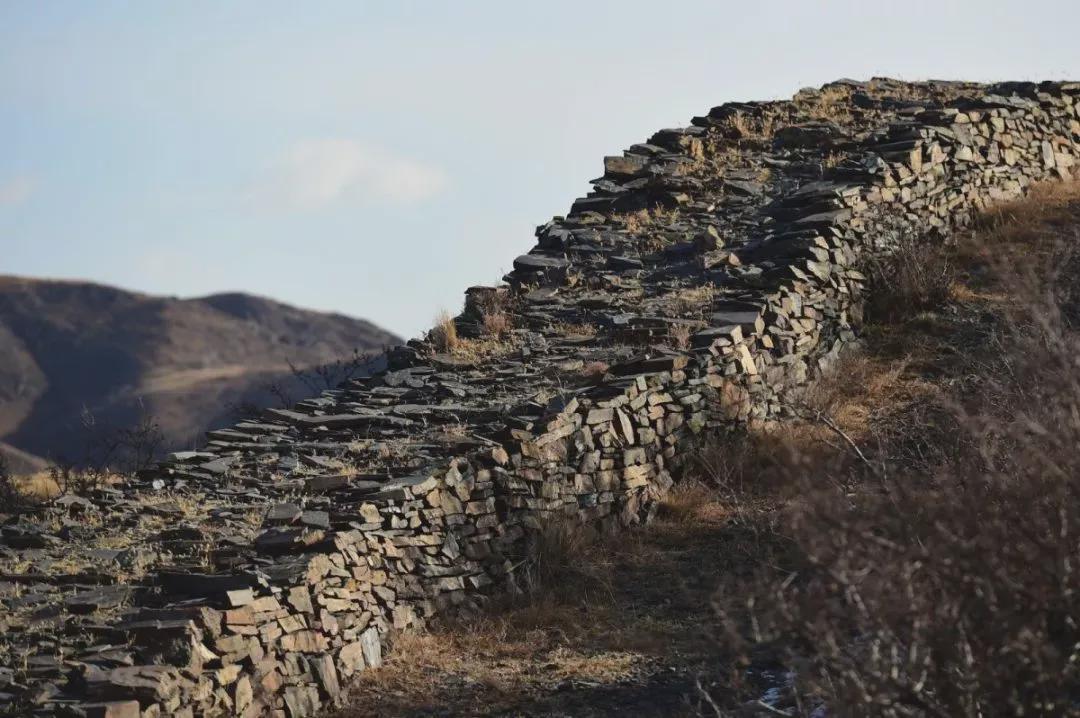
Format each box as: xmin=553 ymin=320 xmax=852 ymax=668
xmin=580 ymin=361 xmax=610 ymax=380
xmin=668 ymin=323 xmax=692 ymax=350
xmin=712 ymin=185 xmax=1080 ymax=717
xmin=482 ymin=310 xmax=512 ymax=337
xmin=864 ymin=236 xmax=955 ymax=323
xmin=720 ymin=331 xmax=1080 ymax=715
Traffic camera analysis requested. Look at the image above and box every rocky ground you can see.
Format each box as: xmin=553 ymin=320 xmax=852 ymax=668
xmin=335 ymin=491 xmax=741 ymax=718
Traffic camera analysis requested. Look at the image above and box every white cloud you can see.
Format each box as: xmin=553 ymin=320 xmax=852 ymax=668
xmin=0 ymin=176 xmax=35 ymax=207
xmin=256 ymin=139 xmax=447 ymax=210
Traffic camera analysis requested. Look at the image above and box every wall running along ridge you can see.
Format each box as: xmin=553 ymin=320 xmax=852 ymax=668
xmin=1 ymin=78 xmax=1078 ymax=717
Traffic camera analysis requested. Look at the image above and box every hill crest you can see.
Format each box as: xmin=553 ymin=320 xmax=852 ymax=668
xmin=0 ymin=275 xmax=400 ymax=468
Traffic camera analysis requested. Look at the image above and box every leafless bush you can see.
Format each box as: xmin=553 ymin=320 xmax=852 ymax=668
xmin=49 ymin=462 xmax=105 ymax=497
xmin=77 ymin=409 xmax=164 ymax=475
xmin=714 ymin=232 xmax=1080 ymax=716
xmin=48 ymin=409 xmax=166 ymax=495
xmin=288 ymin=348 xmax=373 ymax=394
xmin=228 ymin=349 xmax=377 ymax=418
xmin=864 ymin=236 xmax=955 ymax=323
xmin=0 ymin=453 xmax=18 ymax=512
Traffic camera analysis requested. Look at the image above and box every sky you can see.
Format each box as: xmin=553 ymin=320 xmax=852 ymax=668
xmin=2 ymin=1 xmax=1079 ymax=338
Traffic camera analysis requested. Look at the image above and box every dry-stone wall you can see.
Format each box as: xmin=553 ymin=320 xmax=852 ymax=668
xmin=2 ymin=78 xmax=1078 ymax=717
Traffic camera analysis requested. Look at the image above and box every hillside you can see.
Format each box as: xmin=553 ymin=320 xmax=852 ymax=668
xmin=0 ymin=276 xmax=400 ymax=468
xmin=1 ymin=79 xmax=1078 ymax=718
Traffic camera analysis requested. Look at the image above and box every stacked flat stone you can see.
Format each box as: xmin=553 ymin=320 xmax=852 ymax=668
xmin=1 ymin=78 xmax=1077 ymax=717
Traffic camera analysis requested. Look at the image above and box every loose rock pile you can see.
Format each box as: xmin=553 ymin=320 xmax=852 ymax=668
xmin=1 ymin=78 xmax=1077 ymax=717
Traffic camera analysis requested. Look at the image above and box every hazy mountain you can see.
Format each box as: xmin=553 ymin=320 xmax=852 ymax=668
xmin=0 ymin=276 xmax=400 ymax=470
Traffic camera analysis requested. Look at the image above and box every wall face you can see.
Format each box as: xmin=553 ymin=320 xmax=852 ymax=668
xmin=1 ymin=79 xmax=1078 ymax=717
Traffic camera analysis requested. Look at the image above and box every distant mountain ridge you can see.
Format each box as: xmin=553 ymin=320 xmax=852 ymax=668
xmin=0 ymin=275 xmax=400 ymax=470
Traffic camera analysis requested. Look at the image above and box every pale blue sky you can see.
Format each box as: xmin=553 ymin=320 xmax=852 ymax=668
xmin=2 ymin=1 xmax=1079 ymax=337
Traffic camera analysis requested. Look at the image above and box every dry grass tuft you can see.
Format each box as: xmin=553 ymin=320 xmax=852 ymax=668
xmin=580 ymin=361 xmax=610 ymax=380
xmin=14 ymin=471 xmax=61 ymax=500
xmin=671 ymin=156 xmax=708 ymax=177
xmin=521 ymin=520 xmax=616 ymax=603
xmin=621 ymin=209 xmax=648 ymax=234
xmin=654 ymin=479 xmax=722 ymax=524
xmin=668 ymin=324 xmax=692 ymax=350
xmin=616 ymin=205 xmax=682 ymax=236
xmin=429 ymin=310 xmax=460 ymax=353
xmin=429 ymin=308 xmax=519 ymax=362
xmin=475 ymin=289 xmax=515 ymax=338
xmin=669 ymin=285 xmax=715 ymax=317
xmin=550 ymin=321 xmax=598 ymax=339
xmin=729 ymin=110 xmax=779 ymax=140
xmin=481 ymin=310 xmax=512 ymax=337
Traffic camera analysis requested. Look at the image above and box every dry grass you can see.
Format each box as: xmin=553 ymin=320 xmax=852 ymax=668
xmin=621 ymin=209 xmax=648 ymax=234
xmin=481 ymin=310 xmax=512 ymax=337
xmin=864 ymin=235 xmax=955 ymax=323
xmin=654 ymin=479 xmax=729 ymax=525
xmin=669 ymin=284 xmax=715 ymax=316
xmin=705 ymin=179 xmax=1080 ymax=716
xmin=580 ymin=360 xmax=610 ymax=380
xmin=668 ymin=323 xmax=692 ymax=350
xmin=790 ymin=84 xmax=855 ymax=124
xmin=960 ymin=178 xmax=1080 ymax=268
xmin=633 ymin=207 xmax=686 ymax=251
xmin=5 ymin=468 xmax=129 ymax=505
xmin=475 ymin=289 xmax=515 ymax=338
xmin=671 ymin=156 xmax=708 ymax=177
xmin=550 ymin=321 xmax=598 ymax=339
xmin=428 ymin=310 xmax=459 ymax=353
xmin=340 ymin=493 xmax=743 ymax=717
xmin=729 ymin=111 xmax=779 ymax=140
xmin=428 ymin=309 xmax=519 ymax=362
xmin=13 ymin=471 xmax=61 ymax=500
xmin=617 ymin=205 xmax=682 ymax=235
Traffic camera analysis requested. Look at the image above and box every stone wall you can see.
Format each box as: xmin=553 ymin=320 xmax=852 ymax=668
xmin=1 ymin=78 xmax=1077 ymax=717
